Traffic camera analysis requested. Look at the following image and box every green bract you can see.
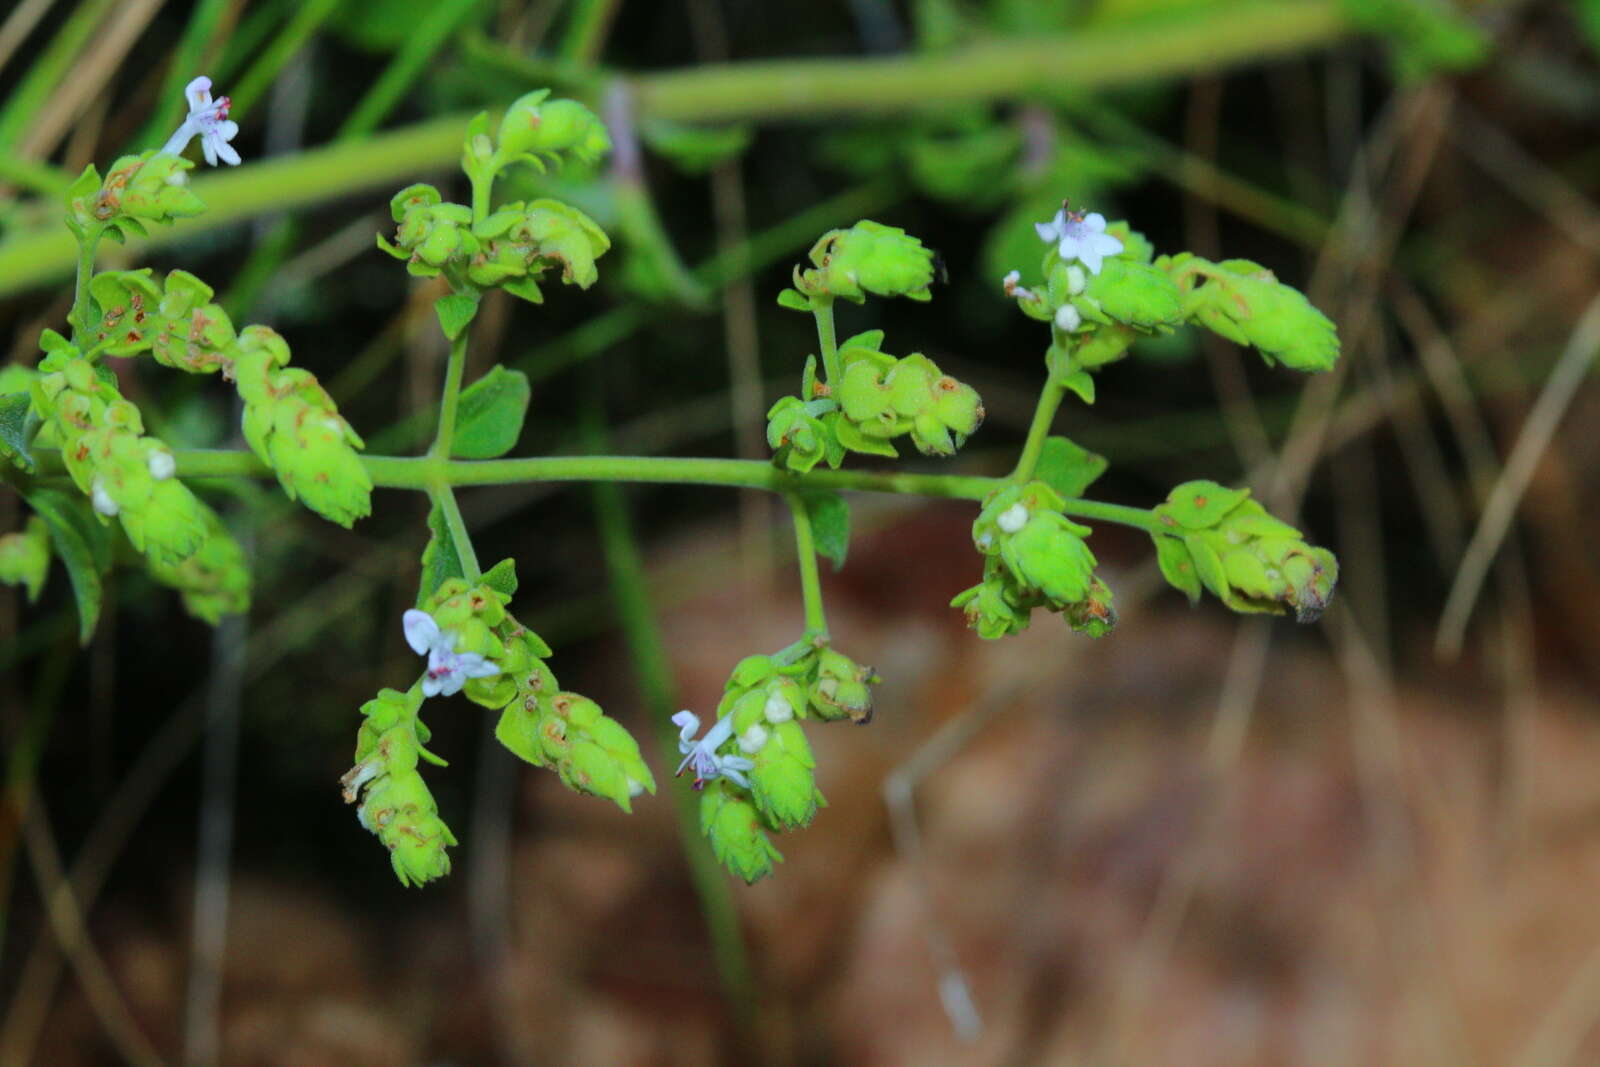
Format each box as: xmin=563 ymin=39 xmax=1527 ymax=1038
xmin=1163 ymin=254 xmax=1340 ymax=372
xmin=795 ymin=220 xmax=936 ymax=304
xmin=0 ymin=515 xmax=50 ymax=602
xmin=67 ymin=152 xmax=205 ymax=241
xmin=1151 ymin=480 xmax=1339 ymax=622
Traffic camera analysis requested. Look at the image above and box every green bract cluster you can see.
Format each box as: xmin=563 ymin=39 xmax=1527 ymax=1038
xmin=768 ymin=331 xmax=984 ymax=472
xmin=784 ymin=219 xmax=937 ymax=306
xmin=86 ymin=267 xmax=372 ymax=527
xmin=341 ymin=687 xmax=457 ymax=887
xmin=952 ymin=481 xmax=1115 ymax=640
xmin=1151 ymin=480 xmax=1339 ymax=623
xmin=65 ymin=151 xmax=204 ymax=242
xmin=694 ymin=645 xmax=877 ymax=883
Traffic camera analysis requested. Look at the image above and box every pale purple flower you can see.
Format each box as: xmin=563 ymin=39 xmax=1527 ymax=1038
xmin=160 ymin=76 xmax=241 ymax=166
xmin=403 ymin=608 xmax=499 ymax=698
xmin=672 ymin=710 xmax=755 ymax=789
xmin=1034 ymin=207 xmax=1123 ymax=275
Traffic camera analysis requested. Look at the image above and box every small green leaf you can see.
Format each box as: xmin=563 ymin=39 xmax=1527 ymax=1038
xmin=1152 ymin=533 xmax=1202 ymax=604
xmin=482 ymin=557 xmax=518 ymax=597
xmin=1162 ymin=480 xmax=1249 ymax=530
xmin=0 ymin=392 xmax=34 ymax=469
xmin=452 ymin=365 xmax=530 ymax=459
xmin=1035 ymin=436 xmax=1107 ymax=499
xmin=777 ymin=288 xmax=812 ymax=312
xmin=417 ymin=502 xmax=465 ymax=607
xmin=1056 ymin=369 xmax=1096 ymax=405
xmin=435 ymin=291 xmax=480 ymax=341
xmin=799 ymin=491 xmax=850 ymax=571
xmin=24 ymin=489 xmax=112 ymax=644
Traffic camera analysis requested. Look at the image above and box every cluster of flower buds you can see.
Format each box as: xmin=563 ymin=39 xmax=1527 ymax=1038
xmin=1151 ymin=480 xmax=1338 ymax=622
xmin=951 ymin=480 xmax=1115 ymax=639
xmin=680 ymin=645 xmax=878 ymax=883
xmin=419 ymin=576 xmax=656 ymax=813
xmin=377 ymin=185 xmax=611 ymax=304
xmin=779 ymin=220 xmax=937 ymax=308
xmin=482 ymin=89 xmax=611 ymax=174
xmin=233 ymin=326 xmax=372 ymax=528
xmin=766 ymin=330 xmax=983 ymax=472
xmin=1161 ymin=254 xmax=1340 ymax=373
xmin=0 ymin=516 xmax=50 ymax=602
xmin=84 ymin=268 xmax=371 ymax=527
xmin=65 ymin=152 xmax=204 ymax=243
xmin=341 ymin=687 xmax=458 ymax=887
xmin=832 ymin=332 xmax=983 ymax=457
xmin=31 ymin=331 xmax=212 ymax=565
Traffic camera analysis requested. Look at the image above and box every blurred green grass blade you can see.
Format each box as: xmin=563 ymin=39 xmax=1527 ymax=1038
xmin=228 ymin=0 xmax=341 ymax=116
xmin=337 ymin=0 xmax=486 ymax=140
xmin=0 ymin=0 xmax=119 ymax=152
xmin=130 ymin=0 xmax=235 ymax=154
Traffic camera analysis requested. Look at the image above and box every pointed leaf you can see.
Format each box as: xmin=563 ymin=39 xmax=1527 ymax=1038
xmin=24 ymin=488 xmax=112 ymax=644
xmin=435 ymin=291 xmax=480 ymax=341
xmin=799 ymin=491 xmax=850 ymax=571
xmin=417 ymin=502 xmax=464 ymax=606
xmin=482 ymin=557 xmax=518 ymax=597
xmin=1035 ymin=436 xmax=1107 ymax=499
xmin=452 ymin=365 xmax=530 ymax=459
xmin=0 ymin=392 xmax=34 ymax=470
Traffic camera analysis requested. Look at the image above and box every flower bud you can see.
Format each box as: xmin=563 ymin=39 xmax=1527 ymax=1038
xmin=700 ymin=779 xmax=784 ymax=884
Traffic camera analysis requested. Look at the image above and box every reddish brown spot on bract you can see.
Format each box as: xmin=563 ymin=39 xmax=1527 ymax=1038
xmin=1193 ymin=495 xmax=1208 ymax=508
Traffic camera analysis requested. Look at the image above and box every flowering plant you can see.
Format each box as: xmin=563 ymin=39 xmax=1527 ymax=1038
xmin=0 ymin=79 xmax=1342 ymax=887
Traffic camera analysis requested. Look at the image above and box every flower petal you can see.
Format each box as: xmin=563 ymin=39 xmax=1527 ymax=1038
xmin=184 ymin=76 xmax=213 ymax=111
xmin=403 ymin=609 xmax=439 ymax=655
xmin=212 ymin=138 xmax=241 ymax=166
xmin=1083 ymin=212 xmax=1107 ymax=232
xmin=454 ymin=653 xmax=500 ymax=679
xmin=421 ymin=674 xmax=443 ymax=698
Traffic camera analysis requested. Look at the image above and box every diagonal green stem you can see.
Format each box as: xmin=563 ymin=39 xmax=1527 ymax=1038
xmin=1010 ymin=379 xmax=1066 ymax=484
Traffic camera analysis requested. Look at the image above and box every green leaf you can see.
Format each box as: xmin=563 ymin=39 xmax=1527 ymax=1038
xmin=24 ymin=489 xmax=112 ymax=644
xmin=434 ymin=291 xmax=480 ymax=341
xmin=1035 ymin=436 xmax=1107 ymax=499
xmin=452 ymin=365 xmax=530 ymax=459
xmin=417 ymin=502 xmax=465 ymax=607
xmin=799 ymin=491 xmax=850 ymax=571
xmin=1056 ymin=369 xmax=1096 ymax=405
xmin=777 ymin=288 xmax=812 ymax=312
xmin=0 ymin=392 xmax=34 ymax=469
xmin=482 ymin=557 xmax=518 ymax=597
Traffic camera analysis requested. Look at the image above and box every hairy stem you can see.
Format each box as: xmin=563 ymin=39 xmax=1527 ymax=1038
xmin=784 ymin=493 xmax=828 ymax=637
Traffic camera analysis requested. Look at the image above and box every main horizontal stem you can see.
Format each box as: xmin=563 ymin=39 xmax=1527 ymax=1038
xmin=26 ymin=447 xmax=1163 ymax=532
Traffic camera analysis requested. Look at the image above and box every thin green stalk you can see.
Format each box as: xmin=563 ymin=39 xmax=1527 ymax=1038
xmin=784 ymin=493 xmax=828 ymax=637
xmin=67 ymin=227 xmax=103 ymax=345
xmin=585 ymin=421 xmax=759 ymax=1046
xmin=1010 ymin=378 xmax=1066 ymax=484
xmin=812 ymin=298 xmax=840 ymax=384
xmin=336 ymin=0 xmax=485 ymax=141
xmin=431 ymin=327 xmax=473 ymax=459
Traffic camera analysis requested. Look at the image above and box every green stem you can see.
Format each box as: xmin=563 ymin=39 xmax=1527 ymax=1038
xmin=67 ymin=227 xmax=103 ymax=346
xmin=431 ymin=325 xmax=472 ymax=460
xmin=469 ymin=172 xmax=493 ymax=221
xmin=1011 ymin=378 xmax=1066 ymax=484
xmin=812 ymin=297 xmax=840 ymax=384
xmin=27 ymin=447 xmax=1166 ymax=533
xmin=784 ymin=493 xmax=828 ymax=637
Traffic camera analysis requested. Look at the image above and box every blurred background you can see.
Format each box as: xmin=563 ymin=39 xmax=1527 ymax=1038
xmin=2 ymin=0 xmax=1599 ymax=1063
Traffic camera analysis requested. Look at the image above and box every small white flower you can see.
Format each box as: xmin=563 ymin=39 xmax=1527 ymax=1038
xmin=1002 ymin=269 xmax=1020 ymax=288
xmin=90 ymin=478 xmax=119 ymax=516
xmin=975 ymin=532 xmax=993 ymax=551
xmin=671 ymin=710 xmax=755 ymax=789
xmin=1054 ymin=304 xmax=1081 ymax=332
xmin=1034 ymin=206 xmax=1123 ymax=275
xmin=763 ymin=691 xmax=794 ymax=724
xmin=402 ymin=608 xmax=500 ymax=698
xmin=147 ymin=450 xmax=175 ymax=480
xmin=997 ymin=502 xmax=1029 ymax=534
xmin=160 ymin=76 xmax=241 ymax=167
xmin=738 ymin=723 xmax=770 ymax=755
